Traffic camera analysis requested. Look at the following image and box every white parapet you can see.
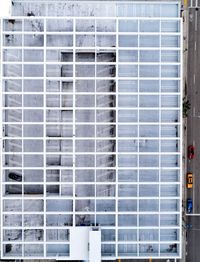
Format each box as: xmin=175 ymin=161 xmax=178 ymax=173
xmin=89 ymin=229 xmax=101 ymax=262
xmin=70 ymin=227 xmax=90 ymax=260
xmin=0 ymin=0 xmax=11 ymax=17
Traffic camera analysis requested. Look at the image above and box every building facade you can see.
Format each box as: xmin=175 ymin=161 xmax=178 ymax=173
xmin=0 ymin=0 xmax=182 ymax=260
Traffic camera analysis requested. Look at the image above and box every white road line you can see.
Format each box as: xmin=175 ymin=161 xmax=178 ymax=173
xmin=196 ymin=0 xmax=198 ymax=6
xmin=193 ymin=140 xmax=195 ymax=146
xmin=195 ymin=10 xmax=198 ymax=31
xmin=194 ymin=74 xmax=196 ymax=84
xmin=193 ymin=188 xmax=195 ymax=214
xmin=195 ymin=41 xmax=197 ymax=51
xmin=190 ymin=0 xmax=192 ymax=7
xmin=193 ymin=106 xmax=196 ymax=116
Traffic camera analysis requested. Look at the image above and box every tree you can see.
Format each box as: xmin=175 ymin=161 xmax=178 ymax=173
xmin=183 ymin=97 xmax=191 ymax=118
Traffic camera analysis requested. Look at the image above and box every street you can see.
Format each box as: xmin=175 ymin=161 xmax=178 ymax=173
xmin=187 ymin=7 xmax=200 ymax=214
xmin=186 ymin=216 xmax=200 ymax=262
xmin=186 ymin=6 xmax=200 ymax=262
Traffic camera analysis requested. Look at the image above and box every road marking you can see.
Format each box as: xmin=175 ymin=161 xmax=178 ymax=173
xmin=193 ymin=177 xmax=195 ymax=214
xmin=195 ymin=41 xmax=197 ymax=51
xmin=195 ymin=10 xmax=198 ymax=31
xmin=193 ymin=107 xmax=196 ymax=116
xmin=194 ymin=74 xmax=196 ymax=84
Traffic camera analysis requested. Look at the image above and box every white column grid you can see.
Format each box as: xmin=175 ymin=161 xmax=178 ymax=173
xmin=179 ymin=17 xmax=183 ymax=258
xmin=1 ymin=92 xmax=182 ymax=95
xmin=158 ymin=19 xmax=162 ymax=257
xmin=1 ymin=31 xmax=182 ymax=36
xmin=3 ymin=16 xmax=182 ymax=20
xmin=94 ymin=18 xmax=97 ymax=226
xmin=59 ymin=61 xmax=62 ymax=107
xmin=2 ymin=61 xmax=182 ymax=65
xmin=1 ymin=47 xmax=182 ymax=52
xmin=0 ymin=13 xmax=182 ymax=259
xmin=0 ymin=106 xmax=182 ymax=110
xmin=2 ymin=166 xmax=181 ymax=170
xmin=137 ymin=18 xmax=140 ymax=257
xmin=2 ymin=76 xmax=181 ymax=80
xmin=115 ymin=17 xmax=118 ymax=258
xmin=43 ymin=17 xmax=47 ymax=256
xmin=73 ymin=18 xmax=76 ymax=227
xmin=22 ymin=18 xmax=24 ymax=257
xmin=0 ymin=18 xmax=3 ymax=258
xmin=59 ymin=76 xmax=62 ymax=198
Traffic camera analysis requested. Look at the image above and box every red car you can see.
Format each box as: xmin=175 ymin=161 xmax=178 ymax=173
xmin=188 ymin=145 xmax=195 ymax=159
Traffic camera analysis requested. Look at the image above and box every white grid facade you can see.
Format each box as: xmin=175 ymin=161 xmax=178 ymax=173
xmin=0 ymin=1 xmax=182 ymax=260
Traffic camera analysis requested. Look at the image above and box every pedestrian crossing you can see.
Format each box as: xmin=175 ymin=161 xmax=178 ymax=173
xmin=189 ymin=0 xmax=200 ymax=8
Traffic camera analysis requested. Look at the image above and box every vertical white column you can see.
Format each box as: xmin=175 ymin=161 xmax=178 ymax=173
xmin=73 ymin=17 xmax=76 ymax=227
xmin=0 ymin=18 xmax=3 ymax=258
xmin=116 ymin=17 xmax=118 ymax=259
xmin=43 ymin=17 xmax=47 ymax=257
xmin=22 ymin=17 xmax=24 ymax=258
xmin=158 ymin=18 xmax=162 ymax=257
xmin=59 ymin=54 xmax=62 ymax=198
xmin=94 ymin=18 xmax=97 ymax=226
xmin=137 ymin=18 xmax=140 ymax=258
xmin=179 ymin=17 xmax=183 ymax=258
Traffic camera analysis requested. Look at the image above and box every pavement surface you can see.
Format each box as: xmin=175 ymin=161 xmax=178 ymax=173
xmin=186 ymin=216 xmax=200 ymax=262
xmin=187 ymin=7 xmax=200 ymax=213
xmin=187 ymin=7 xmax=200 ymax=214
xmin=186 ymin=5 xmax=200 ymax=262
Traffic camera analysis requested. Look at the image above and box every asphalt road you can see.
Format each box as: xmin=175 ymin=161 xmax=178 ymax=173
xmin=187 ymin=7 xmax=200 ymax=214
xmin=186 ymin=216 xmax=200 ymax=262
xmin=186 ymin=6 xmax=200 ymax=262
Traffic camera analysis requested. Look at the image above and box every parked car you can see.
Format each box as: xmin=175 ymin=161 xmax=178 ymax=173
xmin=186 ymin=224 xmax=192 ymax=229
xmin=187 ymin=173 xmax=193 ymax=188
xmin=188 ymin=145 xmax=195 ymax=159
xmin=187 ymin=198 xmax=193 ymax=213
xmin=8 ymin=172 xmax=22 ymax=182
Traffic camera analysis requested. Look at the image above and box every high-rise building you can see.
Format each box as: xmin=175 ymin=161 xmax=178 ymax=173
xmin=1 ymin=0 xmax=182 ymax=260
